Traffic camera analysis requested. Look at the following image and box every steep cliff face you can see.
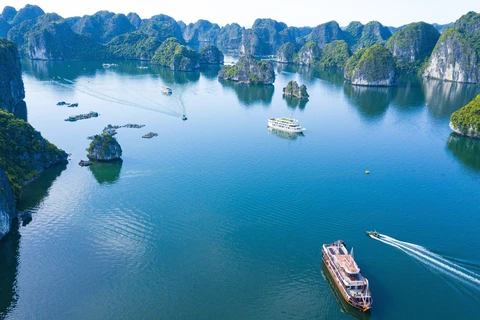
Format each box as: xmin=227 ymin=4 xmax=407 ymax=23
xmin=423 ymin=12 xmax=480 ymax=83
xmin=283 ymin=81 xmax=309 ymax=99
xmin=183 ymin=20 xmax=220 ymax=44
xmin=127 ymin=12 xmax=141 ymax=29
xmin=308 ymin=21 xmax=344 ymax=48
xmin=0 ymin=39 xmax=25 ymax=116
xmin=218 ymin=55 xmax=275 ymax=84
xmin=216 ymin=23 xmax=244 ymax=50
xmin=344 ymin=21 xmax=364 ymax=48
xmin=27 ymin=14 xmax=109 ymax=60
xmin=151 ymin=38 xmax=200 ymax=71
xmin=239 ymin=19 xmax=296 ymax=56
xmin=356 ymin=21 xmax=392 ymax=50
xmin=0 ymin=166 xmax=15 ymax=240
xmin=87 ymin=134 xmax=123 ymax=161
xmin=450 ymin=94 xmax=480 ymax=138
xmin=294 ymin=41 xmax=321 ymax=65
xmin=199 ymin=44 xmax=224 ymax=64
xmin=422 ymin=28 xmax=478 ymax=83
xmin=344 ymin=44 xmax=397 ymax=86
xmin=138 ymin=14 xmax=184 ymax=43
xmin=0 ymin=36 xmax=68 ymax=240
xmin=386 ymin=22 xmax=440 ymax=73
xmin=71 ymin=11 xmax=136 ymax=44
xmin=276 ymin=42 xmax=296 ymax=63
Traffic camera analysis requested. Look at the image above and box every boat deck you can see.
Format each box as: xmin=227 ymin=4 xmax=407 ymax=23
xmin=336 ymin=255 xmax=360 ymax=274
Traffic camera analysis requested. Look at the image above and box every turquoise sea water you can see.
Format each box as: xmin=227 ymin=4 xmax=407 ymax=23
xmin=1 ymin=59 xmax=480 ymax=319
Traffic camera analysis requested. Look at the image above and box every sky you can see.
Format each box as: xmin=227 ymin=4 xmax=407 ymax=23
xmin=3 ymin=0 xmax=480 ymax=28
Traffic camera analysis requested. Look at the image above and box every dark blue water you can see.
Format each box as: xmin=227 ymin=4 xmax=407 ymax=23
xmin=1 ymin=60 xmax=480 ymax=319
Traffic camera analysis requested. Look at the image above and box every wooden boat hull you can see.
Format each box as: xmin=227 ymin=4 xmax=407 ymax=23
xmin=322 ymin=248 xmax=371 ymax=312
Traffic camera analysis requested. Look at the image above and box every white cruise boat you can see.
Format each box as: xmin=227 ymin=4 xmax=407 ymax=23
xmin=322 ymin=240 xmax=372 ymax=312
xmin=267 ymin=117 xmax=305 ymax=133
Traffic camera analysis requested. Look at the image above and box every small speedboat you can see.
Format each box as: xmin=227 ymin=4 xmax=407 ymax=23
xmin=366 ymin=230 xmax=379 ymax=238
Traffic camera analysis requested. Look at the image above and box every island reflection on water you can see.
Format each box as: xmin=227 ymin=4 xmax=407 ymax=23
xmin=446 ymin=133 xmax=480 ymax=172
xmin=89 ymin=160 xmax=123 ymax=185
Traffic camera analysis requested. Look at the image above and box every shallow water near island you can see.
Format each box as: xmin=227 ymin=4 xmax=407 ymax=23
xmin=1 ymin=60 xmax=480 ymax=319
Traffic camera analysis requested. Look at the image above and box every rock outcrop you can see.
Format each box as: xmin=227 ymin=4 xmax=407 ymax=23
xmin=294 ymin=41 xmax=321 ymax=65
xmin=386 ymin=22 xmax=440 ymax=73
xmin=27 ymin=13 xmax=109 ymax=60
xmin=276 ymin=42 xmax=296 ymax=63
xmin=344 ymin=44 xmax=397 ymax=86
xmin=218 ymin=55 xmax=275 ymax=84
xmin=423 ymin=12 xmax=480 ymax=83
xmin=239 ymin=19 xmax=295 ymax=56
xmin=108 ymin=31 xmax=161 ymax=60
xmin=308 ymin=21 xmax=344 ymax=48
xmin=356 ymin=21 xmax=392 ymax=50
xmin=0 ymin=39 xmax=26 ymax=117
xmin=71 ymin=11 xmax=136 ymax=44
xmin=151 ymin=38 xmax=200 ymax=71
xmin=87 ymin=133 xmax=123 ymax=161
xmin=450 ymin=94 xmax=480 ymax=138
xmin=422 ymin=28 xmax=478 ymax=83
xmin=183 ymin=20 xmax=220 ymax=44
xmin=216 ymin=23 xmax=244 ymax=50
xmin=283 ymin=81 xmax=309 ymax=99
xmin=317 ymin=40 xmax=351 ymax=68
xmin=0 ymin=166 xmax=15 ymax=240
xmin=199 ymin=44 xmax=224 ymax=64
xmin=138 ymin=14 xmax=184 ymax=43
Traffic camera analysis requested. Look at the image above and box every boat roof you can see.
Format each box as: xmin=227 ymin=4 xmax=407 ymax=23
xmin=269 ymin=117 xmax=298 ymax=122
xmin=336 ymin=254 xmax=360 ymax=274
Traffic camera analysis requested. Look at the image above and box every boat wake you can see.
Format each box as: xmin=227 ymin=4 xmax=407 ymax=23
xmin=51 ymin=77 xmax=183 ymax=118
xmin=372 ymin=233 xmax=480 ymax=291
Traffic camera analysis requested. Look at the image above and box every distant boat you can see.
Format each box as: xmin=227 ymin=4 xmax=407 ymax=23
xmin=137 ymin=66 xmax=148 ymax=70
xmin=322 ymin=240 xmax=372 ymax=312
xmin=102 ymin=63 xmax=119 ymax=68
xmin=161 ymin=86 xmax=172 ymax=95
xmin=366 ymin=231 xmax=380 ymax=239
xmin=267 ymin=117 xmax=305 ymax=133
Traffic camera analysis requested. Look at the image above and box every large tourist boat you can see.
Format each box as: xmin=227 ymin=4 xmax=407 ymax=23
xmin=322 ymin=240 xmax=372 ymax=312
xmin=267 ymin=117 xmax=305 ymax=133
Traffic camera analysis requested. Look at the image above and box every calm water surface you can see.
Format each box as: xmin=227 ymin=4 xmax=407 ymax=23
xmin=1 ymin=59 xmax=480 ymax=319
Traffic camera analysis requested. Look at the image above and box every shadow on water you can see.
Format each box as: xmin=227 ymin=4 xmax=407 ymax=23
xmin=0 ymin=162 xmax=67 ymax=317
xmin=283 ymin=95 xmax=308 ymax=110
xmin=21 ymin=59 xmax=99 ymax=82
xmin=199 ymin=65 xmax=222 ymax=80
xmin=0 ymin=223 xmax=19 ymax=318
xmin=267 ymin=127 xmax=305 ymax=140
xmin=446 ymin=133 xmax=480 ymax=172
xmin=219 ymin=79 xmax=274 ymax=107
xmin=276 ymin=64 xmax=345 ymax=88
xmin=392 ymin=75 xmax=426 ymax=110
xmin=89 ymin=160 xmax=123 ymax=185
xmin=344 ymin=84 xmax=396 ymax=121
xmin=422 ymin=78 xmax=480 ymax=119
xmin=153 ymin=66 xmax=200 ymax=86
xmin=321 ymin=263 xmax=371 ymax=320
xmin=17 ymin=162 xmax=68 ymax=216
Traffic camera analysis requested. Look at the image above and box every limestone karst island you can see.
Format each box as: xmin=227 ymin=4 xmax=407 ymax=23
xmin=1 ymin=2 xmax=480 ymax=319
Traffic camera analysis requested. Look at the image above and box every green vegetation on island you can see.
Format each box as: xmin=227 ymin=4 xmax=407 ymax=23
xmin=218 ymin=55 xmax=275 ymax=84
xmin=199 ymin=44 xmax=224 ymax=64
xmin=87 ymin=133 xmax=123 ymax=161
xmin=107 ymin=31 xmax=161 ymax=60
xmin=344 ymin=44 xmax=397 ymax=86
xmin=283 ymin=81 xmax=309 ymax=99
xmin=317 ymin=40 xmax=351 ymax=68
xmin=0 ymin=110 xmax=67 ymax=197
xmin=276 ymin=42 xmax=296 ymax=64
xmin=387 ymin=22 xmax=440 ymax=73
xmin=151 ymin=38 xmax=200 ymax=71
xmin=450 ymin=94 xmax=480 ymax=138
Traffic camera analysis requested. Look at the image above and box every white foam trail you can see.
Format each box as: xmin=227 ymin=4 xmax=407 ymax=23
xmin=384 ymin=236 xmax=479 ymax=278
xmin=52 ymin=78 xmax=182 ymax=118
xmin=372 ymin=234 xmax=480 ymax=290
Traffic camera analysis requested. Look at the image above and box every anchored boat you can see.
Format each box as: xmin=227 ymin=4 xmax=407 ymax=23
xmin=267 ymin=117 xmax=305 ymax=133
xmin=322 ymin=240 xmax=372 ymax=312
